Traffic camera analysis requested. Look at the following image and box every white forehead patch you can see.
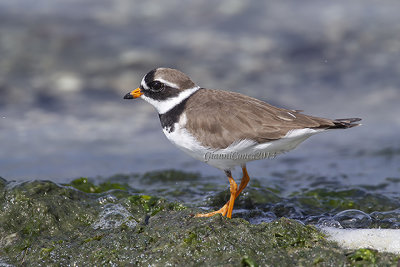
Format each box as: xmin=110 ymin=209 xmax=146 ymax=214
xmin=155 ymin=78 xmax=179 ymax=89
xmin=141 ymin=76 xmax=149 ymax=90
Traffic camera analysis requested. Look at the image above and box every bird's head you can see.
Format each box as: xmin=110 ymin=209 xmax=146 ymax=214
xmin=124 ymin=68 xmax=200 ymax=114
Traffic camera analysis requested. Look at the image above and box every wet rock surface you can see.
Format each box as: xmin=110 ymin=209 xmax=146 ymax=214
xmin=1 ymin=174 xmax=399 ymax=266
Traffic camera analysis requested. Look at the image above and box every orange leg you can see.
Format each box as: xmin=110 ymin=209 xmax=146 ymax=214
xmin=226 ymin=175 xmax=238 ymax=218
xmin=236 ymin=166 xmax=250 ymax=197
xmin=196 ymin=166 xmax=250 ymax=219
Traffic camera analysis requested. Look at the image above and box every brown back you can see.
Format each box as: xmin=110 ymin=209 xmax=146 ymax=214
xmin=184 ymin=89 xmax=337 ymax=149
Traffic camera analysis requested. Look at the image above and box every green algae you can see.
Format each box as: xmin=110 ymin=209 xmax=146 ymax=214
xmin=39 ymin=246 xmax=55 ymax=259
xmin=141 ymin=169 xmax=200 ymax=183
xmin=286 ymin=187 xmax=400 ymax=216
xmin=270 ymin=218 xmax=324 ymax=248
xmin=241 ymin=255 xmax=258 ymax=267
xmin=127 ymin=194 xmax=186 ymax=216
xmin=347 ymin=248 xmax=377 ymax=265
xmin=0 ymin=173 xmax=399 ymax=266
xmin=66 ymin=177 xmax=128 ymax=193
xmin=83 ymin=234 xmax=104 ymax=243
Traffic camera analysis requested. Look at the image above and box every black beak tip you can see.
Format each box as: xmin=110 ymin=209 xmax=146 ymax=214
xmin=123 ymin=92 xmax=134 ymax=99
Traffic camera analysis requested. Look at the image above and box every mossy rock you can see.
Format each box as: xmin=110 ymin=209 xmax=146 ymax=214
xmin=0 ymin=177 xmax=399 ymax=266
xmin=65 ymin=177 xmax=128 ymax=193
xmin=141 ymin=169 xmax=201 ymax=183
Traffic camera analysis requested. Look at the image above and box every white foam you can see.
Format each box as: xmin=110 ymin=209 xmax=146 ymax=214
xmin=322 ymin=227 xmax=400 ymax=254
xmin=92 ymin=203 xmax=137 ymax=230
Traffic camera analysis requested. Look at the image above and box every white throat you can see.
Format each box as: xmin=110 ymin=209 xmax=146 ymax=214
xmin=141 ymin=86 xmax=200 ymax=114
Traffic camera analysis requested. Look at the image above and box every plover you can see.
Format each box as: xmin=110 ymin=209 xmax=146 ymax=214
xmin=124 ymin=68 xmax=361 ymax=219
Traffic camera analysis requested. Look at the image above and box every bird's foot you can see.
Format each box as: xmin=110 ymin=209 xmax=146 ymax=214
xmin=196 ymin=168 xmax=249 ymax=219
xmin=195 ymin=203 xmax=229 ymax=218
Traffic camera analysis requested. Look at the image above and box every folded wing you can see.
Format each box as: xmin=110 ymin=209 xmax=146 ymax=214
xmin=184 ymin=89 xmax=360 ymax=149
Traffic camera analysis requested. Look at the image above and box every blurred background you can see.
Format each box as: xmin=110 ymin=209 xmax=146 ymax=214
xmin=0 ymin=0 xmax=399 ymax=183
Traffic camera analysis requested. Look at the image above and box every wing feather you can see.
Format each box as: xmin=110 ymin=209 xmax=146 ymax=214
xmin=184 ymin=89 xmax=336 ymax=149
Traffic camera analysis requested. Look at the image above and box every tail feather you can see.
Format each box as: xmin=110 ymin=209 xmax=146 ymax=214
xmin=329 ymin=118 xmax=362 ymax=129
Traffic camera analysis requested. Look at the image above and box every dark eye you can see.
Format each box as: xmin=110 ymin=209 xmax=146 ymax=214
xmin=150 ymin=81 xmax=164 ymax=92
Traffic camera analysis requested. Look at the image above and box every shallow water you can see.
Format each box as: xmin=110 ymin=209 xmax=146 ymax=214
xmin=89 ymin=160 xmax=400 ymax=230
xmin=0 ymin=0 xmax=400 ymax=232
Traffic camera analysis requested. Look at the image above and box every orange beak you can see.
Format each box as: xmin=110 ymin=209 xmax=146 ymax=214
xmin=123 ymin=88 xmax=143 ymax=99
